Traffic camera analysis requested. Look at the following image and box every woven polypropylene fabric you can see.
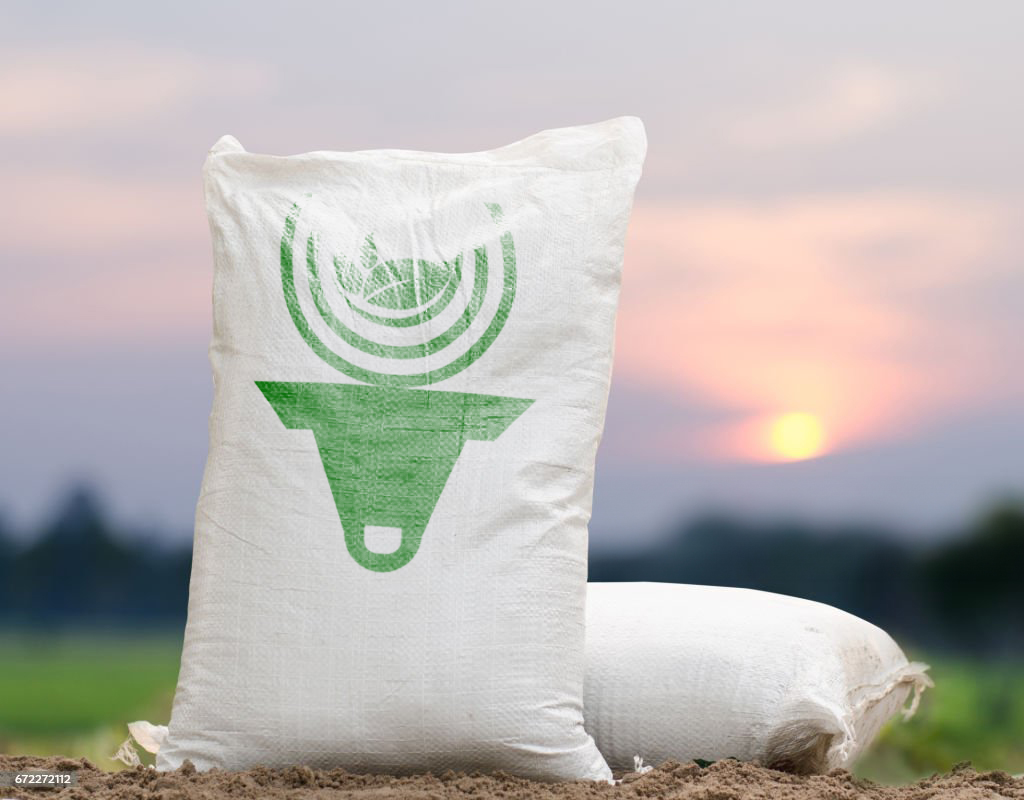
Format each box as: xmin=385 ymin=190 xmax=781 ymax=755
xmin=157 ymin=118 xmax=646 ymax=781
xmin=584 ymin=583 xmax=931 ymax=773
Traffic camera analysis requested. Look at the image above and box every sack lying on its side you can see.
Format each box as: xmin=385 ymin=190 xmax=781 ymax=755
xmin=584 ymin=582 xmax=931 ymax=774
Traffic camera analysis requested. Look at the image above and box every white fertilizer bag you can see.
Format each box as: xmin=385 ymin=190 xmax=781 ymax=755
xmin=155 ymin=118 xmax=646 ymax=780
xmin=584 ymin=583 xmax=931 ymax=774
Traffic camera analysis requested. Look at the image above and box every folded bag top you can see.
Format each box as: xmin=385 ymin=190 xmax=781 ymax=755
xmin=158 ymin=117 xmax=646 ymax=781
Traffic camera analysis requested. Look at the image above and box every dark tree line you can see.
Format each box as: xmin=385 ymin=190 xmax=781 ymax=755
xmin=590 ymin=503 xmax=1024 ymax=656
xmin=1 ymin=486 xmax=1022 ymax=654
xmin=0 ymin=489 xmax=191 ymax=627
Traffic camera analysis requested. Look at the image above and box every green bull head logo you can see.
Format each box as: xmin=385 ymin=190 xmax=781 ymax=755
xmin=259 ymin=199 xmax=532 ymax=572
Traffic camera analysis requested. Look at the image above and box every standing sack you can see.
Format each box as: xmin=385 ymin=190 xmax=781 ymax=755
xmin=156 ymin=118 xmax=646 ymax=781
xmin=584 ymin=583 xmax=931 ymax=774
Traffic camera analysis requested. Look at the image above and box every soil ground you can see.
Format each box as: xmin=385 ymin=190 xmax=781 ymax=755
xmin=2 ymin=755 xmax=1022 ymax=800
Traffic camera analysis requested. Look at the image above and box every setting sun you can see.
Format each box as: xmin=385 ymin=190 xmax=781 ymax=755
xmin=769 ymin=412 xmax=827 ymax=461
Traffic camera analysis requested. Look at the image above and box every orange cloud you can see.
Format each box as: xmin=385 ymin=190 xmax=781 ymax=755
xmin=616 ymin=194 xmax=1012 ymax=459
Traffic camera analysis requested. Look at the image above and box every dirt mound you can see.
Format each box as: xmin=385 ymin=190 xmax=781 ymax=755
xmin=1 ymin=754 xmax=1021 ymax=799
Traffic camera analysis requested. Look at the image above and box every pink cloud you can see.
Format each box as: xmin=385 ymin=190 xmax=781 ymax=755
xmin=1 ymin=170 xmax=211 ymax=349
xmin=2 ymin=170 xmax=204 ymax=252
xmin=0 ymin=45 xmax=274 ymax=135
xmin=723 ymin=63 xmax=942 ymax=151
xmin=7 ymin=252 xmax=212 ymax=345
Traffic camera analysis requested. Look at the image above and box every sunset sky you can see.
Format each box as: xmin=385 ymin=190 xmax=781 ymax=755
xmin=2 ymin=1 xmax=1022 ymax=548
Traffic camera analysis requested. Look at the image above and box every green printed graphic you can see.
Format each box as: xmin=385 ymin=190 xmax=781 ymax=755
xmin=335 ymin=234 xmax=463 ymax=328
xmin=257 ymin=199 xmax=531 ymax=572
xmin=280 ymin=200 xmax=516 ymax=386
xmin=257 ymin=381 xmax=532 ymax=572
xmin=345 ymin=250 xmax=464 ymax=329
xmin=306 ymin=233 xmax=490 ymax=360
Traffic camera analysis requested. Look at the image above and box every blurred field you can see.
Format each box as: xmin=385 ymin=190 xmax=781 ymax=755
xmin=0 ymin=632 xmax=181 ymax=766
xmin=858 ymin=655 xmax=1024 ymax=783
xmin=1 ymin=632 xmax=1022 ymax=782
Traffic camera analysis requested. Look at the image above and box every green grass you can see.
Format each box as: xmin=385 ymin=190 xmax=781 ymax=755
xmin=854 ymin=656 xmax=1024 ymax=783
xmin=1 ymin=632 xmax=1022 ymax=782
xmin=0 ymin=631 xmax=181 ymax=766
